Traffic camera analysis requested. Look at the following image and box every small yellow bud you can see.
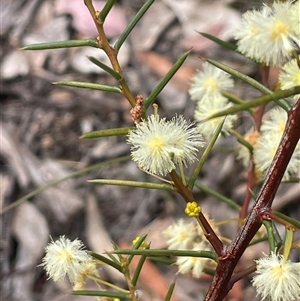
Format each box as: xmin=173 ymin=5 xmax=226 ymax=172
xmin=185 ymin=201 xmax=201 ymax=217
xmin=132 ymin=236 xmax=147 ymax=249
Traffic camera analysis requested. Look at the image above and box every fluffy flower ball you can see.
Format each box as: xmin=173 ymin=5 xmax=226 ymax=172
xmin=127 ymin=114 xmax=205 ymax=176
xmin=189 ymin=62 xmax=234 ymax=101
xmin=194 ymin=95 xmax=237 ymax=139
xmin=253 ymin=108 xmax=300 ymax=180
xmin=163 ymin=217 xmax=218 ymax=278
xmin=41 ymin=236 xmax=96 ymax=287
xmin=252 ymin=253 xmax=300 ymax=301
xmin=279 ymin=57 xmax=300 ymax=100
xmin=235 ymin=0 xmax=300 ymax=67
xmin=176 ymin=242 xmax=211 ymax=278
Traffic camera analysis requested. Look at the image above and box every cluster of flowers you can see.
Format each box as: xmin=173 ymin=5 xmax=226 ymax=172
xmin=235 ymin=0 xmax=300 ymax=67
xmin=236 ymin=0 xmax=300 ymax=179
xmin=163 ymin=220 xmax=300 ymax=300
xmin=163 ymin=218 xmax=218 ymax=278
xmin=127 ymin=114 xmax=205 ymax=176
xmin=40 ymin=236 xmax=98 ymax=290
xmin=189 ymin=61 xmax=237 ymax=139
xmin=189 ymin=0 xmax=300 ymax=179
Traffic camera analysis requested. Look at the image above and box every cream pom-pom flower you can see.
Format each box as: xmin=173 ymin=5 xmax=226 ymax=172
xmin=163 ymin=216 xmax=218 ymax=278
xmin=41 ymin=236 xmax=97 ymax=288
xmin=176 ymin=241 xmax=212 ymax=278
xmin=279 ymin=57 xmax=300 ymax=100
xmin=127 ymin=114 xmax=205 ymax=176
xmin=235 ymin=1 xmax=300 ymax=67
xmin=253 ymin=108 xmax=300 ymax=180
xmin=194 ymin=95 xmax=237 ymax=139
xmin=189 ymin=62 xmax=234 ymax=102
xmin=252 ymin=253 xmax=300 ymax=301
xmin=163 ymin=219 xmax=198 ymax=250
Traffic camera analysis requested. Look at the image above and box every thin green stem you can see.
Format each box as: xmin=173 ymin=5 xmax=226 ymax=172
xmin=188 ymin=120 xmax=224 ymax=188
xmin=112 ymin=249 xmax=218 ymax=261
xmin=115 ymin=0 xmax=156 ymax=50
xmin=194 ymin=181 xmax=240 ymax=211
xmin=282 ymin=228 xmax=294 ymax=260
xmin=1 ymin=156 xmax=130 ymax=214
xmin=208 ymin=87 xmax=300 ymax=119
xmin=99 ymin=0 xmax=116 ymax=22
xmin=205 ymin=58 xmax=292 ymax=111
xmin=87 ymin=275 xmax=129 ymax=293
xmin=88 ymin=179 xmax=174 ymax=191
xmin=72 ymin=290 xmax=130 ymax=299
xmin=144 ymin=50 xmax=191 ymax=109
xmin=262 ymin=220 xmax=277 ymax=253
xmin=164 ymin=281 xmax=176 ymax=301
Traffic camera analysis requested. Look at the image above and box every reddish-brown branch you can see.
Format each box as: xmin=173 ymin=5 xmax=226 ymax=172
xmin=169 ymin=170 xmax=224 ymax=255
xmin=229 ymin=264 xmax=256 ymax=287
xmin=197 ymin=214 xmax=224 ymax=255
xmin=240 ymin=66 xmax=271 ymax=220
xmin=204 ymin=99 xmax=300 ymax=301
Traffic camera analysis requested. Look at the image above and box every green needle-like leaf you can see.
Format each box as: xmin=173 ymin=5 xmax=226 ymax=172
xmin=249 ymin=236 xmax=268 ymax=246
xmin=88 ymin=179 xmax=174 ymax=191
xmin=21 ymin=39 xmax=99 ymax=50
xmin=263 ymin=220 xmax=282 ymax=253
xmin=273 ymin=211 xmax=300 ymax=229
xmin=148 ymin=256 xmax=175 ymax=265
xmin=115 ymin=0 xmax=156 ymax=51
xmin=72 ymin=290 xmax=130 ymax=299
xmin=90 ymin=252 xmax=123 ymax=273
xmin=99 ymin=0 xmax=116 ymax=22
xmin=205 ymin=58 xmax=292 ymax=111
xmin=112 ymin=243 xmax=124 ymax=262
xmin=208 ymin=86 xmax=300 ymax=119
xmin=80 ymin=127 xmax=134 ymax=139
xmin=194 ymin=181 xmax=240 ymax=210
xmin=230 ymin=129 xmax=254 ymax=153
xmin=88 ymin=56 xmax=122 ymax=80
xmin=131 ymin=249 xmax=148 ymax=286
xmin=221 ymin=90 xmax=252 ymax=111
xmin=283 ymin=228 xmax=294 ymax=259
xmin=164 ymin=281 xmax=176 ymax=301
xmin=107 ymin=254 xmax=121 ymax=265
xmin=188 ymin=120 xmax=224 ymax=189
xmin=54 ymin=81 xmax=121 ymax=93
xmin=263 ymin=220 xmax=276 ymax=252
xmin=144 ymin=50 xmax=191 ymax=109
xmin=198 ymin=32 xmax=237 ymax=51
xmin=112 ymin=249 xmax=218 ymax=261
xmin=203 ymin=267 xmax=216 ymax=276
xmin=1 ymin=156 xmax=130 ymax=214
